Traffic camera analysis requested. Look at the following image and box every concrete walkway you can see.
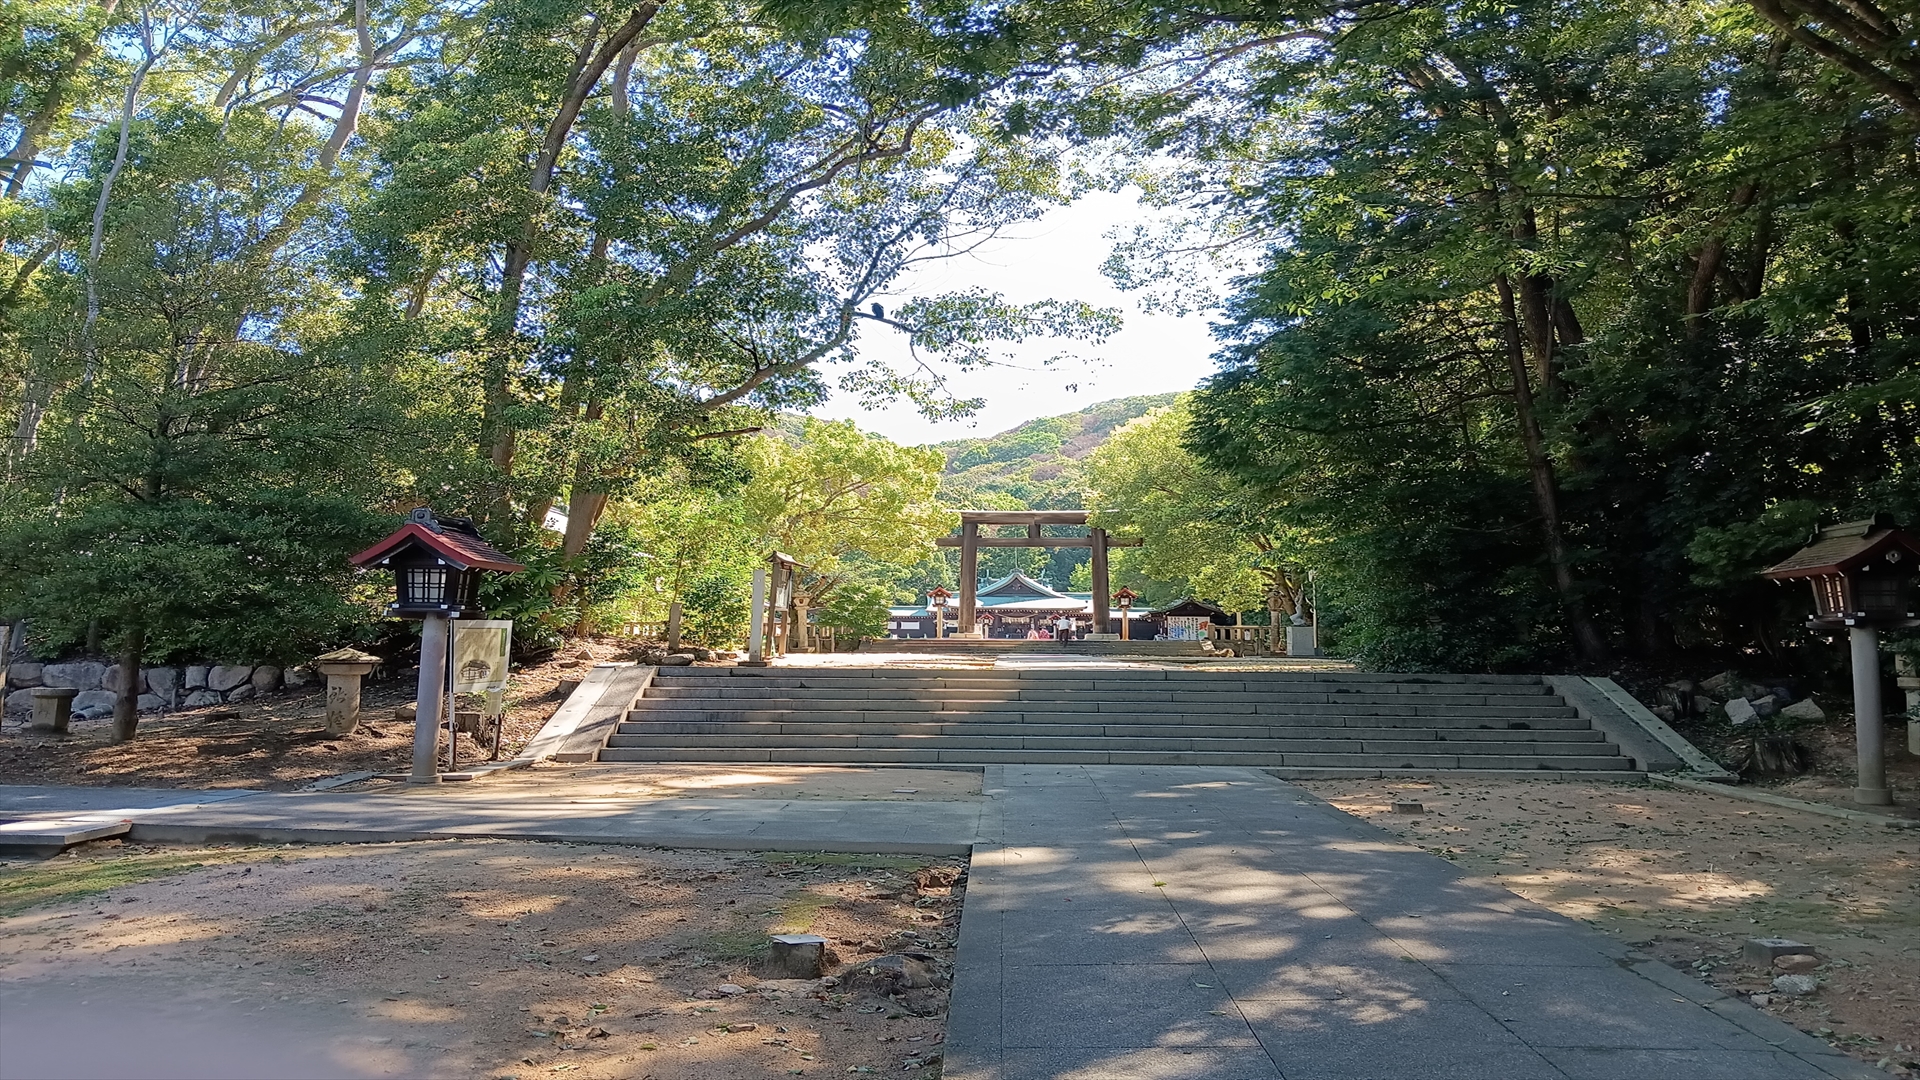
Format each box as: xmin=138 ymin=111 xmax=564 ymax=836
xmin=0 ymin=768 xmax=1883 ymax=1079
xmin=0 ymin=778 xmax=989 ymax=855
xmin=944 ymin=766 xmax=1879 ymax=1080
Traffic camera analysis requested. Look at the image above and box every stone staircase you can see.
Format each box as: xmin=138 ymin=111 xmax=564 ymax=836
xmin=598 ymin=667 xmax=1639 ymax=774
xmin=861 ymin=639 xmax=1212 ymax=656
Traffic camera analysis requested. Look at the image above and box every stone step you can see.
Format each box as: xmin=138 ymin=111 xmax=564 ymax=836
xmin=615 ymin=719 xmax=1608 ymax=741
xmin=596 ymin=746 xmax=1634 ymax=770
xmin=601 ymin=732 xmax=1622 ymax=756
xmin=658 ymin=668 xmax=1548 ymax=685
xmin=629 ymin=699 xmax=1578 ymax=719
xmin=642 ymin=686 xmax=1560 ymax=707
xmin=624 ymin=708 xmax=1588 ymax=729
xmin=649 ymin=675 xmax=1553 ymax=694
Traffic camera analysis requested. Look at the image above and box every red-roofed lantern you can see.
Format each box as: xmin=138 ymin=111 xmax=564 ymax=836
xmin=928 ymin=586 xmax=952 ymax=639
xmin=350 ymin=508 xmax=524 ymax=783
xmin=1114 ymin=586 xmax=1137 ymax=640
xmin=351 ymin=508 xmax=525 ymax=618
xmin=1763 ymin=515 xmax=1920 ymax=806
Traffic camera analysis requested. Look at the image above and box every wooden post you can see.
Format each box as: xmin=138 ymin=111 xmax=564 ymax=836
xmin=1090 ymin=527 xmax=1110 ymax=634
xmin=958 ymin=522 xmax=979 ymax=634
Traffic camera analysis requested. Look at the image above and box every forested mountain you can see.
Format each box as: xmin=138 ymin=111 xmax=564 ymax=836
xmin=933 ymin=393 xmax=1179 ymax=509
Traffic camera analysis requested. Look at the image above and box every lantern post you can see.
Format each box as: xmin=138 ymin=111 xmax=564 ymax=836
xmin=349 ymin=509 xmax=524 ymax=785
xmin=928 ymin=587 xmax=952 ymax=639
xmin=1114 ymin=587 xmax=1137 ymax=640
xmin=1763 ymin=516 xmax=1920 ymax=806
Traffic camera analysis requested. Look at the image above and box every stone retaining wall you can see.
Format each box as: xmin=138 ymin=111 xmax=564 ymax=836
xmin=3 ymin=661 xmax=313 ymax=720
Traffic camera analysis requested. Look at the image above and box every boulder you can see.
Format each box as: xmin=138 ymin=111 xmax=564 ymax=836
xmin=182 ymin=689 xmax=222 ymax=708
xmin=1701 ymin=671 xmax=1741 ymax=699
xmin=101 ymin=664 xmax=137 ymax=693
xmin=184 ymin=665 xmax=210 ymax=690
xmin=226 ymin=684 xmax=256 ymax=703
xmin=4 ymin=688 xmax=35 ymax=712
xmin=42 ymin=661 xmax=106 ymax=690
xmin=207 ymin=665 xmax=253 ymax=692
xmin=145 ymin=667 xmax=178 ymax=695
xmin=136 ymin=693 xmax=165 ymax=713
xmin=282 ymin=666 xmax=314 ymax=690
xmin=71 ymin=689 xmax=116 ymax=714
xmin=250 ymin=665 xmax=282 ymax=694
xmin=660 ymin=653 xmax=696 ymax=666
xmin=1690 ymin=694 xmax=1714 ymax=716
xmin=1771 ymin=974 xmax=1818 ymax=997
xmin=6 ymin=662 xmax=44 ymax=688
xmin=1724 ymin=698 xmax=1759 ymax=726
xmin=1773 ymin=953 xmax=1820 ymax=975
xmin=839 ymin=953 xmax=942 ymax=994
xmin=693 ymin=648 xmax=716 ymax=662
xmin=1780 ymin=698 xmax=1825 ymax=722
xmin=1752 ymin=696 xmax=1779 ymax=718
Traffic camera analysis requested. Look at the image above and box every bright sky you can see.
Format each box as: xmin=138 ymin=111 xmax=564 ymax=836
xmin=809 ymin=189 xmax=1229 ymax=446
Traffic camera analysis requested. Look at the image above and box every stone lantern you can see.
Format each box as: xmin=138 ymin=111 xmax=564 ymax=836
xmin=350 ymin=508 xmax=523 ymax=783
xmin=1763 ymin=515 xmax=1920 ymax=806
xmin=313 ymin=647 xmax=381 ymax=738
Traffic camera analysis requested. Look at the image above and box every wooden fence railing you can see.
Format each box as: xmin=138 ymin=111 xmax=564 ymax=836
xmin=1209 ymin=624 xmax=1274 ymax=652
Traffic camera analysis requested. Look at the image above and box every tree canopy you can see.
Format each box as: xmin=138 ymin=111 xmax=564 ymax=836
xmin=3 ymin=0 xmax=1915 ymax=702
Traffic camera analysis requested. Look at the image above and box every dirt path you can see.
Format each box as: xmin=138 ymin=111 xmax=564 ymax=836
xmin=0 ymin=839 xmax=963 ymax=1079
xmin=1296 ymin=776 xmax=1920 ymax=1079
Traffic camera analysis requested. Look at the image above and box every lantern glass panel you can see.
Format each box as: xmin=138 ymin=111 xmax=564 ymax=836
xmin=405 ymin=567 xmax=448 ymax=606
xmin=1857 ymin=576 xmax=1904 ymax=617
xmin=1814 ymin=576 xmax=1846 ymax=617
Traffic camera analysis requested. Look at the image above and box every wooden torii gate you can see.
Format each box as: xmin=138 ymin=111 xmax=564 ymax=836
xmin=935 ymin=510 xmax=1143 ymax=636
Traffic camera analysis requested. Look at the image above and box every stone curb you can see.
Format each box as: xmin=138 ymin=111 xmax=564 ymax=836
xmin=1627 ymin=959 xmax=1890 ymax=1078
xmin=522 ymin=663 xmax=651 ymax=763
xmin=1647 ymin=774 xmax=1920 ymax=829
xmin=121 ymin=820 xmax=970 ymax=856
xmin=1548 ymin=675 xmax=1736 ymax=777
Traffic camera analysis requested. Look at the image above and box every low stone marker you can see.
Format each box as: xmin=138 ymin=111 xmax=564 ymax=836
xmin=1743 ymin=937 xmax=1815 ymax=968
xmin=29 ymin=687 xmax=78 ymax=733
xmin=767 ymin=933 xmax=832 ymax=979
xmin=313 ymin=648 xmax=381 ymax=738
xmin=1391 ymin=800 xmax=1426 ymax=814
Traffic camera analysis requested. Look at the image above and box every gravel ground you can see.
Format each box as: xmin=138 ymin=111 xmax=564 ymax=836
xmin=1298 ymin=776 xmax=1920 ymax=1078
xmin=0 ymin=839 xmax=964 ymax=1079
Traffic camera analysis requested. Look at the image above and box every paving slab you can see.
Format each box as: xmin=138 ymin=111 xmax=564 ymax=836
xmin=0 ymin=781 xmax=988 ymax=855
xmin=942 ymin=765 xmax=1884 ymax=1080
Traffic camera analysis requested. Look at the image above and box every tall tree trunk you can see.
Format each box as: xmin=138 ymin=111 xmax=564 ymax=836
xmin=109 ymin=625 xmax=145 ymax=744
xmin=481 ymin=5 xmax=660 ymax=491
xmin=82 ymin=18 xmax=160 ymax=386
xmin=1496 ymin=274 xmax=1607 ymax=663
xmin=1 ymin=0 xmax=121 ymax=202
